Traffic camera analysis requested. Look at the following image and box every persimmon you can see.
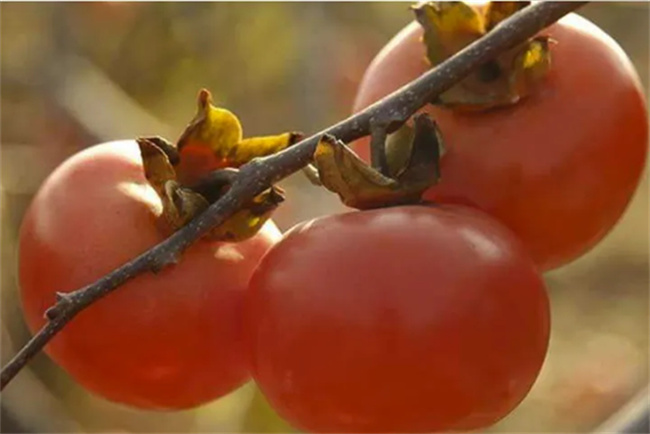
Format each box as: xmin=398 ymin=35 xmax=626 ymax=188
xmin=353 ymin=10 xmax=648 ymax=270
xmin=246 ymin=205 xmax=550 ymax=433
xmin=19 ymin=140 xmax=281 ymax=409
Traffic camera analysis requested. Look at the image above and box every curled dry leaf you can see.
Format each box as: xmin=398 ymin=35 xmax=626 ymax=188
xmin=142 ymin=136 xmax=180 ymax=164
xmin=138 ymin=137 xmax=178 ymax=197
xmin=175 ymin=89 xmax=303 ymax=185
xmin=313 ymin=114 xmax=441 ymax=209
xmin=413 ymin=1 xmax=551 ymax=111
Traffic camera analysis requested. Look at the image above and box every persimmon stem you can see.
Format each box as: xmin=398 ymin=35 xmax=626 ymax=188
xmin=370 ymin=123 xmax=390 ymax=175
xmin=301 ymin=164 xmax=322 ymax=186
xmin=0 ymin=1 xmax=587 ymax=392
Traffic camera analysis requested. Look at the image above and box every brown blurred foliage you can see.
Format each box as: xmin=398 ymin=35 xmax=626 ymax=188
xmin=1 ymin=3 xmax=648 ymax=433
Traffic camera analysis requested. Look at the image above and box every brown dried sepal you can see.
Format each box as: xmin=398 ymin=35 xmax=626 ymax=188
xmin=413 ymin=1 xmax=552 ymax=111
xmin=313 ymin=114 xmax=441 ymax=209
xmin=137 ymin=137 xmax=208 ymax=231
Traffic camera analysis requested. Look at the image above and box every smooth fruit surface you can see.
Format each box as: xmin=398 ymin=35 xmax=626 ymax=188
xmin=246 ymin=205 xmax=550 ymax=432
xmin=19 ymin=140 xmax=281 ymax=410
xmin=353 ymin=13 xmax=648 ymax=270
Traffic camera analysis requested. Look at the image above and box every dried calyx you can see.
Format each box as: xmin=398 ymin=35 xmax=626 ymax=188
xmin=137 ymin=89 xmax=300 ymax=241
xmin=309 ymin=2 xmax=554 ymax=210
xmin=413 ymin=1 xmax=553 ymax=111
xmin=308 ymin=114 xmax=443 ymax=210
xmin=174 ymin=89 xmax=302 ymax=185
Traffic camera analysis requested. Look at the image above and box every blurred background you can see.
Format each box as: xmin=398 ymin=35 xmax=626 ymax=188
xmin=1 ymin=2 xmax=648 ymax=433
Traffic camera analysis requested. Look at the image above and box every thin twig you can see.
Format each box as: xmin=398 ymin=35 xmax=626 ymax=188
xmin=0 ymin=1 xmax=587 ymax=391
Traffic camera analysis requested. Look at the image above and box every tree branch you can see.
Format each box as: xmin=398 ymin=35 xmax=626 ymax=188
xmin=0 ymin=1 xmax=587 ymax=391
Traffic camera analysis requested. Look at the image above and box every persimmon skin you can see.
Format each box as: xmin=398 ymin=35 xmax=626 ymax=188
xmin=19 ymin=141 xmax=281 ymax=410
xmin=353 ymin=14 xmax=648 ymax=270
xmin=246 ymin=205 xmax=550 ymax=433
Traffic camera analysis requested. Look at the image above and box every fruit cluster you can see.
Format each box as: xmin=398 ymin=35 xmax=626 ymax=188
xmin=17 ymin=2 xmax=647 ymax=433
